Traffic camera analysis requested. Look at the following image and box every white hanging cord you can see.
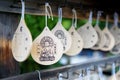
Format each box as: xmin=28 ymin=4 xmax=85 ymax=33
xmin=58 ymin=8 xmax=62 ymax=23
xmin=105 ymin=15 xmax=109 ymax=28
xmin=21 ymin=0 xmax=25 ymax=19
xmin=72 ymin=8 xmax=77 ymax=28
xmin=112 ymin=62 xmax=117 ymax=80
xmin=98 ymin=66 xmax=103 ymax=80
xmin=45 ymin=3 xmax=53 ymax=27
xmin=36 ymin=70 xmax=42 ymax=80
xmin=96 ymin=11 xmax=102 ymax=26
xmin=88 ymin=11 xmax=93 ymax=24
xmin=58 ymin=73 xmax=63 ymax=80
xmin=114 ymin=12 xmax=119 ymax=26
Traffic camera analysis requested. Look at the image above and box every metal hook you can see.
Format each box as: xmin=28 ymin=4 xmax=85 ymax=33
xmin=111 ymin=62 xmax=117 ymax=80
xmin=57 ymin=72 xmax=69 ymax=79
xmin=36 ymin=70 xmax=41 ymax=80
xmin=58 ymin=73 xmax=63 ymax=80
xmin=98 ymin=66 xmax=104 ymax=80
xmin=73 ymin=70 xmax=85 ymax=80
xmin=100 ymin=63 xmax=107 ymax=69
xmin=85 ymin=67 xmax=91 ymax=80
xmin=88 ymin=66 xmax=97 ymax=72
xmin=73 ymin=70 xmax=85 ymax=77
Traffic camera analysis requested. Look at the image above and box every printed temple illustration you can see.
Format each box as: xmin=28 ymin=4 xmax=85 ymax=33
xmin=39 ymin=36 xmax=56 ymax=61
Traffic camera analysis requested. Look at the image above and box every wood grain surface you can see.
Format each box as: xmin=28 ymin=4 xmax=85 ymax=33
xmin=0 ymin=13 xmax=20 ymax=79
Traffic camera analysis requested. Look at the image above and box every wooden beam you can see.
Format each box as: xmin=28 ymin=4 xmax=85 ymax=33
xmin=0 ymin=0 xmax=119 ymax=23
xmin=0 ymin=12 xmax=20 ymax=79
xmin=1 ymin=55 xmax=120 ymax=80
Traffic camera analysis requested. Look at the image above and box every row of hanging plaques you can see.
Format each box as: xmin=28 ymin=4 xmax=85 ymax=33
xmin=11 ymin=0 xmax=120 ymax=65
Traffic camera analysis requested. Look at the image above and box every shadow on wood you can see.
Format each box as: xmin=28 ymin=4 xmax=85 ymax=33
xmin=0 ymin=12 xmax=20 ymax=79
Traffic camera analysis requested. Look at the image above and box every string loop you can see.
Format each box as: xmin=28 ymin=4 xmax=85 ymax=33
xmin=21 ymin=0 xmax=25 ymax=19
xmin=114 ymin=12 xmax=119 ymax=26
xmin=58 ymin=8 xmax=62 ymax=23
xmin=112 ymin=62 xmax=117 ymax=80
xmin=45 ymin=3 xmax=53 ymax=27
xmin=36 ymin=70 xmax=41 ymax=80
xmin=72 ymin=8 xmax=77 ymax=28
xmin=96 ymin=11 xmax=102 ymax=26
xmin=88 ymin=11 xmax=93 ymax=24
xmin=105 ymin=15 xmax=109 ymax=28
xmin=98 ymin=66 xmax=103 ymax=80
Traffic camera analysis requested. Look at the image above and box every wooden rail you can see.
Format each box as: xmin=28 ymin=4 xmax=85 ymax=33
xmin=1 ymin=55 xmax=120 ymax=80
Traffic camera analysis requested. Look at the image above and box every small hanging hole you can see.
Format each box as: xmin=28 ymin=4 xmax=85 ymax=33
xmin=78 ymin=40 xmax=81 ymax=42
xmin=71 ymin=32 xmax=74 ymax=35
xmin=25 ymin=38 xmax=28 ymax=41
xmin=25 ymin=47 xmax=27 ymax=50
xmin=87 ymin=26 xmax=89 ymax=29
xmin=92 ymin=35 xmax=95 ymax=37
xmin=91 ymin=41 xmax=93 ymax=43
xmin=20 ymin=26 xmax=23 ymax=32
xmin=45 ymin=28 xmax=48 ymax=31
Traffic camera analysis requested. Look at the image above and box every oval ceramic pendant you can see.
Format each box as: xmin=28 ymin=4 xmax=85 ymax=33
xmin=12 ymin=0 xmax=32 ymax=62
xmin=92 ymin=12 xmax=106 ymax=50
xmin=65 ymin=9 xmax=83 ymax=56
xmin=110 ymin=42 xmax=120 ymax=54
xmin=110 ymin=13 xmax=120 ymax=54
xmin=92 ymin=25 xmax=107 ymax=50
xmin=31 ymin=3 xmax=63 ymax=65
xmin=110 ymin=12 xmax=120 ymax=45
xmin=77 ymin=11 xmax=98 ymax=48
xmin=100 ymin=16 xmax=115 ymax=51
xmin=31 ymin=27 xmax=63 ymax=65
xmin=66 ymin=26 xmax=83 ymax=56
xmin=110 ymin=26 xmax=120 ymax=45
xmin=52 ymin=8 xmax=72 ymax=53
